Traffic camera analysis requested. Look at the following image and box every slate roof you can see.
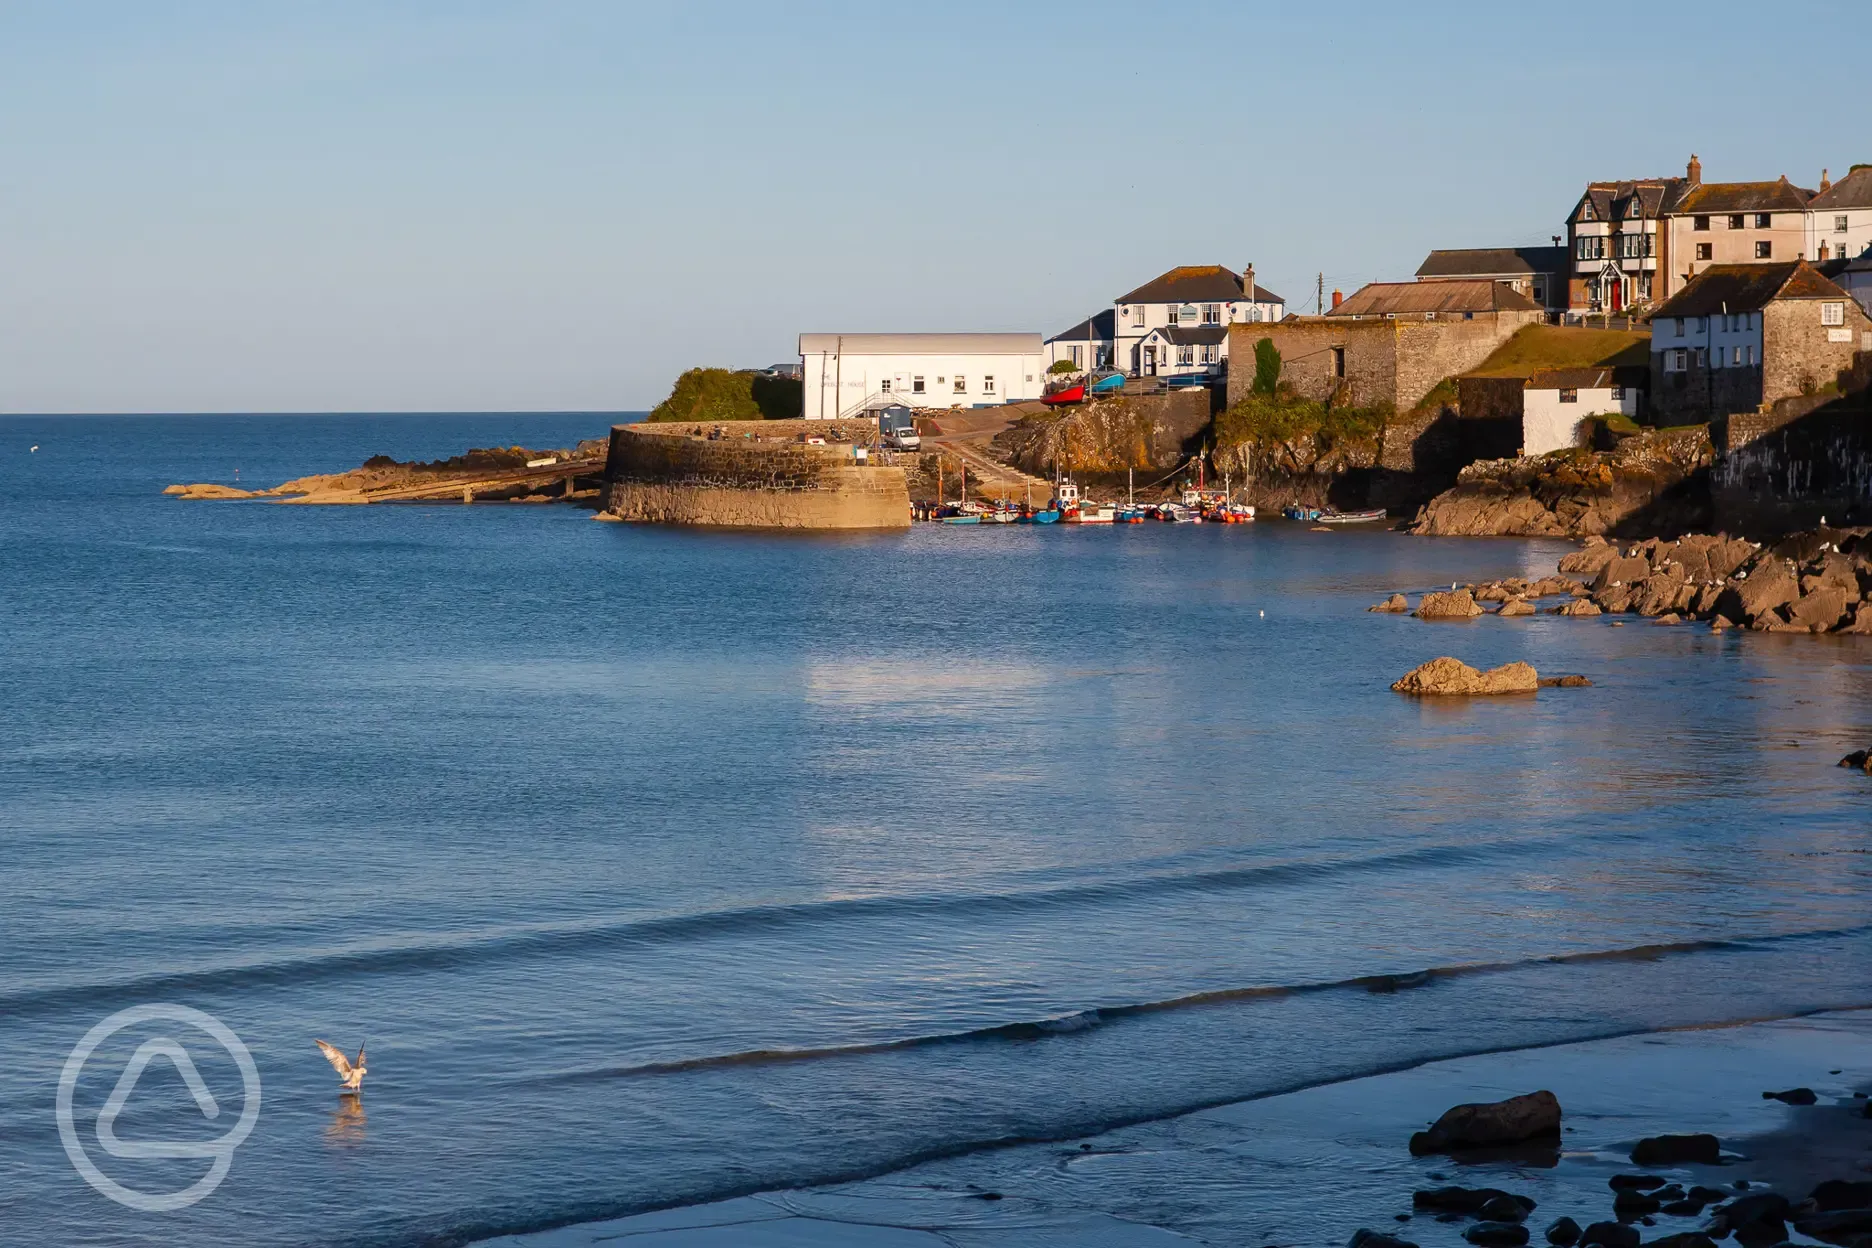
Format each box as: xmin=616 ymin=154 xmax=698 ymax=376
xmin=1673 ymin=179 xmax=1813 ymax=215
xmin=1573 ymin=180 xmax=1685 ymax=224
xmin=1047 ymin=309 xmax=1115 ymax=343
xmin=1810 ymin=166 xmax=1872 ymax=210
xmin=1117 ymin=265 xmax=1284 ymax=306
xmin=1416 ymin=246 xmax=1567 ymax=279
xmin=1150 ymin=325 xmax=1229 ymax=346
xmin=1649 ymin=262 xmax=1850 ymax=318
xmin=1328 ymin=280 xmax=1542 ymax=317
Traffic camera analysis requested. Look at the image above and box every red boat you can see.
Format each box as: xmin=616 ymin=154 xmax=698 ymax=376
xmin=1041 ymin=383 xmax=1085 ymax=406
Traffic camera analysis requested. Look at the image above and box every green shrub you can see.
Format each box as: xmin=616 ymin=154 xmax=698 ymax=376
xmin=1215 ymin=389 xmax=1387 ymax=452
xmin=1047 ymin=358 xmax=1082 ymax=375
xmin=1251 ymin=339 xmax=1281 ymax=396
xmin=750 ymin=373 xmax=802 ymax=419
xmin=647 ymin=368 xmax=763 ymax=422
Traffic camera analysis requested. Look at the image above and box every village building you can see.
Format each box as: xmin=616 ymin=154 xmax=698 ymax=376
xmin=1043 ymin=310 xmax=1114 ymax=374
xmin=1656 ymin=166 xmax=1812 ymax=303
xmin=1647 ymin=262 xmax=1872 ymax=422
xmin=1806 ymin=166 xmax=1872 ymax=266
xmin=1112 ymin=265 xmax=1284 ymax=378
xmin=798 ymin=333 xmax=1044 ymax=419
xmin=1227 ymin=279 xmax=1543 ymax=411
xmin=1565 ymin=174 xmax=1682 ymax=314
xmin=1838 ymin=253 xmax=1872 ymax=317
xmin=1454 ymin=326 xmax=1651 ymax=459
xmin=1415 ymin=246 xmax=1568 ymax=314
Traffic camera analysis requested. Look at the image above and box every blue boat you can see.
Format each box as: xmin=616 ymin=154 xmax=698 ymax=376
xmin=1024 ymin=509 xmax=1061 ymax=524
xmin=1089 ymin=372 xmax=1126 ymax=395
xmin=941 ymin=514 xmax=981 ymax=525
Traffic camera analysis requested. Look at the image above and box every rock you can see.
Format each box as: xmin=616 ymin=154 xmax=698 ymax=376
xmin=1710 ymin=615 xmax=1737 ymax=630
xmin=1410 ymin=1091 xmax=1561 ymax=1154
xmin=1350 ymin=1230 xmax=1419 ymax=1248
xmin=1654 ymin=613 xmax=1682 ymax=625
xmin=1466 ymin=1224 xmax=1531 ymax=1247
xmin=591 ymin=511 xmax=625 ymax=522
xmin=1595 ymin=554 xmax=1652 ymax=593
xmin=1809 ymin=1180 xmax=1872 ymax=1212
xmin=1416 ymin=590 xmax=1486 ymax=619
xmin=1646 ymin=1235 xmax=1717 ymax=1248
xmin=1631 ymin=1133 xmax=1721 ymax=1166
xmin=1716 ymin=563 xmax=1800 ymax=625
xmin=1580 ymin=1220 xmax=1641 ymax=1248
xmin=1393 ymin=658 xmax=1541 ymax=697
xmin=1611 ymin=1176 xmax=1669 ymax=1191
xmin=165 ymin=482 xmax=257 ymax=500
xmin=1551 ymin=599 xmax=1603 ymax=617
xmin=1476 ymin=582 xmax=1517 ymax=602
xmin=1838 ymin=750 xmax=1872 ymax=773
xmin=1787 ymin=588 xmax=1850 ymax=632
xmin=1537 ymin=674 xmax=1593 ymax=687
xmin=1654 ymin=1186 xmax=1686 ymax=1201
xmin=1712 ymin=1192 xmax=1790 ymax=1242
xmin=1761 ymin=1088 xmax=1817 ymax=1105
xmin=1635 ymin=570 xmax=1689 ymax=616
xmin=1530 ymin=576 xmax=1583 ymax=598
xmin=1559 ymin=537 xmax=1616 ymax=576
xmin=1660 ymin=1200 xmax=1706 ymax=1217
xmin=1689 ymin=1188 xmax=1730 ymax=1205
xmin=1498 ymin=598 xmax=1537 ymax=617
xmin=1414 ymin=1188 xmax=1531 ymax=1214
xmin=1481 ymin=1197 xmax=1533 ymax=1223
xmin=1546 ymin=1217 xmax=1583 ymax=1245
xmin=1371 ymin=594 xmax=1411 ymax=613
xmin=1615 ymin=1190 xmax=1663 ymax=1216
xmin=1792 ymin=1209 xmax=1872 ymax=1240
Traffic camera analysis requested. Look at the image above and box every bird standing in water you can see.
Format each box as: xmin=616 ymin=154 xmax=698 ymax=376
xmin=316 ymin=1040 xmax=368 ymax=1091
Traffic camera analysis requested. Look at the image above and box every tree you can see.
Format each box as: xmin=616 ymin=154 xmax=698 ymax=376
xmin=1047 ymin=358 xmax=1082 ymax=375
xmin=646 ymin=368 xmax=762 ymax=422
xmin=1251 ymin=338 xmax=1282 ymax=396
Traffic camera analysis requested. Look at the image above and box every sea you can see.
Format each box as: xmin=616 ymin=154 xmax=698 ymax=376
xmin=3 ymin=413 xmax=1871 ymax=1247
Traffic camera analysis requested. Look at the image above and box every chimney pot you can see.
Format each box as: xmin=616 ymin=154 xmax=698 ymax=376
xmin=1687 ymin=154 xmax=1702 ymax=184
xmin=1821 ymin=168 xmax=1832 ymax=192
xmin=1331 ymin=289 xmax=1343 ymax=309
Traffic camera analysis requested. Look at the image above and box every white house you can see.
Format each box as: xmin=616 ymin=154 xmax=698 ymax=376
xmin=1840 ymin=253 xmax=1872 ymax=317
xmin=798 ymin=333 xmax=1045 ymax=419
xmin=1112 ymin=265 xmax=1285 ymax=378
xmin=1521 ymin=366 xmax=1644 ymax=456
xmin=1806 ymin=167 xmax=1872 ymax=265
xmin=1044 ymin=310 xmax=1114 ymax=374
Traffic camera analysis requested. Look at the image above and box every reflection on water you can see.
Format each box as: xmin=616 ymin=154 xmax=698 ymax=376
xmin=324 ymin=1094 xmax=366 ymax=1148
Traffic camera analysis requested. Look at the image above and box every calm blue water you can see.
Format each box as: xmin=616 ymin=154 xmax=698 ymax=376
xmin=4 ymin=414 xmax=1872 ymax=1247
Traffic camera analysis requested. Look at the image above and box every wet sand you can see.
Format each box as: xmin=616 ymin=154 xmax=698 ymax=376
xmin=480 ymin=1009 xmax=1872 ymax=1247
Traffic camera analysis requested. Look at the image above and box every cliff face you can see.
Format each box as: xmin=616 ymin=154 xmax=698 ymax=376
xmin=1411 ymin=427 xmax=1715 ymax=538
xmin=991 ymin=393 xmax=1210 ymax=485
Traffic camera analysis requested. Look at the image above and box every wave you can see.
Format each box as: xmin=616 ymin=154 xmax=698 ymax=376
xmin=0 ymin=837 xmax=1519 ymax=1016
xmin=529 ymin=926 xmax=1872 ymax=1085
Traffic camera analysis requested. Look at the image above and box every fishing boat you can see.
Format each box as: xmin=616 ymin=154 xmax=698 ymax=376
xmin=1024 ymin=508 xmax=1061 ymax=524
xmin=1313 ymin=508 xmax=1388 ymax=525
xmin=1074 ymin=505 xmax=1116 ymax=524
xmin=1155 ymin=502 xmax=1199 ymax=523
xmin=940 ymin=513 xmax=981 ymax=525
xmin=1283 ymin=504 xmax=1320 ymax=522
xmin=1042 ymin=383 xmax=1086 ymax=406
xmin=1088 ymin=372 xmax=1126 ymax=395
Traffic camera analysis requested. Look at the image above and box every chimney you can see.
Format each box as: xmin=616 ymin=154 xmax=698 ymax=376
xmin=1331 ymin=289 xmax=1343 ymax=309
xmin=1686 ymin=153 xmax=1702 ymax=184
xmin=1243 ymin=263 xmax=1256 ymax=299
xmin=1820 ymin=168 xmax=1832 ymax=193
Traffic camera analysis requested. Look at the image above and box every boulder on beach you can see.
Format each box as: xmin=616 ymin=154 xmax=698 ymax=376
xmin=1350 ymin=1231 xmax=1420 ymax=1248
xmin=1370 ymin=593 xmax=1410 ymax=613
xmin=1392 ymin=658 xmax=1540 ymax=697
xmin=1578 ymin=1221 xmax=1640 ymax=1248
xmin=1559 ymin=537 xmax=1616 ymax=577
xmin=1761 ymin=1087 xmax=1817 ymax=1105
xmin=1413 ymin=1187 xmax=1531 ymax=1214
xmin=1613 ymin=1188 xmax=1661 ymax=1216
xmin=1497 ymin=598 xmax=1536 ymax=617
xmin=1646 ymin=1235 xmax=1717 ymax=1248
xmin=1808 ymin=1179 xmax=1872 ymax=1212
xmin=1631 ymin=1133 xmax=1721 ymax=1166
xmin=1465 ymin=1223 xmax=1530 ymax=1247
xmin=1550 ymin=599 xmax=1603 ymax=617
xmin=1415 ymin=590 xmax=1485 ymax=619
xmin=1544 ymin=1216 xmax=1582 ymax=1245
xmin=1409 ymin=1090 xmax=1561 ymax=1154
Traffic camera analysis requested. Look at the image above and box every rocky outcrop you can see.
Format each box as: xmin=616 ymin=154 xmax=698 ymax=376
xmin=163 ymin=483 xmax=258 ymax=500
xmin=1409 ymin=1090 xmax=1562 ymax=1153
xmin=1370 ymin=593 xmax=1410 ymax=613
xmin=1497 ymin=598 xmax=1536 ymax=617
xmin=1411 ymin=427 xmax=1715 ymax=537
xmin=1415 ymin=590 xmax=1484 ymax=619
xmin=1393 ymin=658 xmax=1540 ymax=696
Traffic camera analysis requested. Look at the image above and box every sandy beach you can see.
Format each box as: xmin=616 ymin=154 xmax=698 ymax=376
xmin=481 ymin=1009 xmax=1872 ymax=1247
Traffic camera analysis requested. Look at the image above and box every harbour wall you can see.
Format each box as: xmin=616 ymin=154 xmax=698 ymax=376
xmin=603 ymin=421 xmax=911 ymax=529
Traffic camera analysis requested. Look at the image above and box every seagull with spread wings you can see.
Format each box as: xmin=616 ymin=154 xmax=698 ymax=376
xmin=315 ymin=1039 xmax=368 ymax=1092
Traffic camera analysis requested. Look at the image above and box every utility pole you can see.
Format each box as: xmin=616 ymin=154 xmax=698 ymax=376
xmin=1317 ymin=273 xmax=1325 ymax=315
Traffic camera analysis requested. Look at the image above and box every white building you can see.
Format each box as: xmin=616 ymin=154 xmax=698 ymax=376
xmin=1521 ymin=366 xmax=1644 ymax=456
xmin=1112 ymin=265 xmax=1284 ymax=378
xmin=1043 ymin=310 xmax=1114 ymax=374
xmin=1839 ymin=253 xmax=1872 ymax=317
xmin=798 ymin=333 xmax=1044 ymax=419
xmin=1806 ymin=167 xmax=1872 ymax=266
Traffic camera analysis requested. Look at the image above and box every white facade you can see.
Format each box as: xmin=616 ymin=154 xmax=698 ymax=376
xmin=1805 ymin=167 xmax=1872 ymax=265
xmin=1110 ymin=265 xmax=1284 ymax=378
xmin=1523 ymin=384 xmax=1640 ymax=456
xmin=1840 ymin=258 xmax=1872 ymax=317
xmin=1043 ymin=312 xmax=1115 ymax=375
xmin=799 ymin=333 xmax=1044 ymax=419
xmin=1650 ymin=312 xmax=1762 ymax=372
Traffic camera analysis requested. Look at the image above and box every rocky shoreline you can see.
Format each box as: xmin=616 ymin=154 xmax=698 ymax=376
xmin=165 ymin=441 xmax=608 ymax=505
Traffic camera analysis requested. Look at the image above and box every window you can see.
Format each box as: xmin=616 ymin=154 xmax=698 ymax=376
xmin=1756 ymin=214 xmax=1773 ymax=229
xmin=1666 ymin=349 xmax=1688 ymax=373
xmin=1611 ymin=386 xmax=1624 ymax=400
xmin=1728 ymin=214 xmax=1746 ymax=230
xmin=1176 ymin=345 xmax=1194 ymax=366
xmin=982 ymin=375 xmax=995 ymax=394
xmin=953 ymin=375 xmax=967 ymax=394
xmin=1823 ymin=301 xmax=1846 ymax=326
xmin=1069 ymin=345 xmax=1082 ymax=367
xmin=1696 ymin=243 xmax=1713 ymax=261
xmin=1558 ymin=388 xmax=1579 ymax=403
xmin=1638 ymin=273 xmax=1653 ymax=300
xmin=1201 ymin=345 xmax=1217 ymax=364
xmin=1576 ymin=235 xmax=1604 ymax=260
xmin=1129 ymin=305 xmax=1144 ymax=327
xmin=879 ymin=378 xmax=891 ymax=393
xmin=1837 ymin=215 xmax=1851 ymax=234
xmin=1755 ymin=241 xmax=1772 ymax=259
xmin=1733 ymin=346 xmax=1745 ymax=366
xmin=912 ymin=376 xmax=925 ymax=394
xmin=1331 ymin=346 xmax=1346 ymax=379
xmin=1532 ymin=278 xmax=1547 ymax=303
xmin=1694 ymin=215 xmax=1711 ymax=231
xmin=1674 ymin=318 xmax=1686 ymax=335
xmin=1201 ymin=304 xmax=1220 ymax=325
xmin=1694 ymin=348 xmax=1707 ymax=367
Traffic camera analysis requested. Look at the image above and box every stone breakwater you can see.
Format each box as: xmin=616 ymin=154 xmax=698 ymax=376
xmin=1379 ymin=528 xmax=1872 ymax=635
xmin=601 ymin=420 xmax=910 ymax=530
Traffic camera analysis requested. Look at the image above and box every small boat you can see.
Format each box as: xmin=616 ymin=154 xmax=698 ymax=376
xmin=941 ymin=513 xmax=981 ymax=525
xmin=1026 ymin=508 xmax=1061 ymax=524
xmin=1283 ymin=504 xmax=1320 ymax=522
xmin=1155 ymin=503 xmax=1198 ymax=523
xmin=1313 ymin=508 xmax=1388 ymax=525
xmin=1089 ymin=372 xmax=1126 ymax=395
xmin=1042 ymin=383 xmax=1086 ymax=406
xmin=1074 ymin=505 xmax=1116 ymax=524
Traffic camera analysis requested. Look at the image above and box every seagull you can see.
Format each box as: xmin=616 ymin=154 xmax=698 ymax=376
xmin=30 ymin=445 xmax=38 ymax=453
xmin=316 ymin=1039 xmax=368 ymax=1092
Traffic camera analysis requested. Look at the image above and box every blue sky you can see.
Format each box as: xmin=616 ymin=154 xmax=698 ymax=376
xmin=3 ymin=1 xmax=1867 ymax=413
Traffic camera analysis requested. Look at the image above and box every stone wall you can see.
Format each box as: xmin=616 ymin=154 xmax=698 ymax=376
xmin=1651 ymin=360 xmax=1763 ymax=424
xmin=603 ymin=425 xmax=910 ymax=529
xmin=1713 ymin=352 xmax=1872 ymax=532
xmin=1228 ymin=312 xmax=1540 ymax=411
xmin=1763 ymin=299 xmax=1872 ymax=405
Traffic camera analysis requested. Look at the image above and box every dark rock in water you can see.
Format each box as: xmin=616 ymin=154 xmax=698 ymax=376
xmin=1731 ymin=1221 xmax=1786 ymax=1248
xmin=1466 ymin=1223 xmax=1531 ymax=1247
xmin=1546 ymin=1216 xmax=1582 ymax=1245
xmin=1580 ymin=1220 xmax=1641 ymax=1248
xmin=1632 ymin=1133 xmax=1722 ymax=1165
xmin=1612 ymin=1175 xmax=1668 ymax=1191
xmin=1416 ymin=1187 xmax=1530 ymax=1214
xmin=1761 ymin=1088 xmax=1817 ymax=1105
xmin=1350 ymin=1230 xmax=1420 ymax=1248
xmin=1647 ymin=1235 xmax=1718 ymax=1248
xmin=1481 ymin=1197 xmax=1532 ymax=1223
xmin=1839 ymin=750 xmax=1872 ymax=773
xmin=1662 ymin=1200 xmax=1706 ymax=1217
xmin=1397 ymin=1214 xmax=1414 ymax=1222
xmin=1688 ymin=1187 xmax=1729 ymax=1206
xmin=1794 ymin=1208 xmax=1872 ymax=1240
xmin=974 ymin=1191 xmax=1003 ymax=1200
xmin=1721 ymin=1193 xmax=1791 ymax=1227
xmin=1537 ymin=674 xmax=1594 ymax=687
xmin=1411 ymin=1091 xmax=1562 ymax=1155
xmin=1809 ymin=1180 xmax=1872 ymax=1212
xmin=1654 ymin=1186 xmax=1686 ymax=1201
xmin=1615 ymin=1189 xmax=1663 ymax=1217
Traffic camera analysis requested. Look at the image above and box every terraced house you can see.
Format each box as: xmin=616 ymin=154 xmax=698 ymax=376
xmin=1806 ymin=166 xmax=1872 ymax=266
xmin=1111 ymin=265 xmax=1284 ymax=379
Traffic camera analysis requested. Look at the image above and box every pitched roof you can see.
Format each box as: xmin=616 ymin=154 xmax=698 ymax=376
xmin=1649 ymin=262 xmax=1850 ymax=318
xmin=1573 ymin=179 xmax=1685 ymax=223
xmin=798 ymin=332 xmax=1042 ymax=355
xmin=1046 ymin=309 xmax=1115 ymax=343
xmin=1810 ymin=166 xmax=1872 ymax=210
xmin=1150 ymin=325 xmax=1229 ymax=346
xmin=1672 ymin=179 xmax=1812 ymax=214
xmin=1526 ymin=365 xmax=1649 ymax=390
xmin=1116 ymin=265 xmax=1284 ymax=306
xmin=1328 ymin=279 xmax=1541 ymax=317
xmin=1416 ymin=246 xmax=1567 ymax=279
xmin=1463 ymin=325 xmax=1652 ymax=379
